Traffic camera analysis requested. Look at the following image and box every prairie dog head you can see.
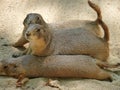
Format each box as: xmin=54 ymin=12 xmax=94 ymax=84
xmin=23 ymin=13 xmax=47 ymax=28
xmin=0 ymin=59 xmax=25 ymax=77
xmin=25 ymin=24 xmax=51 ymax=43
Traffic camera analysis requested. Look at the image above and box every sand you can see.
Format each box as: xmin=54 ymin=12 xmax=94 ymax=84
xmin=0 ymin=0 xmax=120 ymax=90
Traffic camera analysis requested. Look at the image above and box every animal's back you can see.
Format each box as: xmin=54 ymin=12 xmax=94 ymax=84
xmin=49 ymin=20 xmax=102 ymax=37
xmin=11 ymin=55 xmax=110 ymax=79
xmin=0 ymin=55 xmax=111 ymax=80
xmin=52 ymin=28 xmax=109 ymax=61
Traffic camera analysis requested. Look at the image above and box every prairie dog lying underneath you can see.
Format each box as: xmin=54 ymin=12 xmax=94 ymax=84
xmin=2 ymin=54 xmax=120 ymax=87
xmin=6 ymin=0 xmax=109 ymax=47
xmin=0 ymin=55 xmax=113 ymax=86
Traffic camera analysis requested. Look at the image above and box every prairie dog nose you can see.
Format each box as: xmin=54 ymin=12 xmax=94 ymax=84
xmin=26 ymin=31 xmax=31 ymax=37
xmin=3 ymin=65 xmax=8 ymax=69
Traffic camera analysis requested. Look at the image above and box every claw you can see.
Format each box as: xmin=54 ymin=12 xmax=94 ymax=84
xmin=45 ymin=79 xmax=61 ymax=90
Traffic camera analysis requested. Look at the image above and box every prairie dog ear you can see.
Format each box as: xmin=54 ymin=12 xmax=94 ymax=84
xmin=36 ymin=15 xmax=46 ymax=26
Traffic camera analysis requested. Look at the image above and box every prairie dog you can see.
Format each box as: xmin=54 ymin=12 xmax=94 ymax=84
xmin=12 ymin=0 xmax=109 ymax=61
xmin=22 ymin=23 xmax=109 ymax=61
xmin=14 ymin=1 xmax=109 ymax=61
xmin=0 ymin=55 xmax=112 ymax=80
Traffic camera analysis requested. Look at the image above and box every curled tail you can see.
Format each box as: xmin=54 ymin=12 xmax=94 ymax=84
xmin=88 ymin=0 xmax=109 ymax=41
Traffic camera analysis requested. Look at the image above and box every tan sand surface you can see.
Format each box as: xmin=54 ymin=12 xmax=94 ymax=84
xmin=0 ymin=0 xmax=120 ymax=90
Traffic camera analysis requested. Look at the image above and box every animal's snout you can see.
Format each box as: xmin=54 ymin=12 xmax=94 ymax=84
xmin=3 ymin=65 xmax=8 ymax=69
xmin=26 ymin=32 xmax=31 ymax=37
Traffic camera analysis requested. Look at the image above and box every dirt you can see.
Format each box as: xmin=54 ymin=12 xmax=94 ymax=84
xmin=0 ymin=0 xmax=120 ymax=90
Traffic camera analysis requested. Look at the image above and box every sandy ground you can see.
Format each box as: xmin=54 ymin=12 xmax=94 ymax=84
xmin=0 ymin=0 xmax=120 ymax=90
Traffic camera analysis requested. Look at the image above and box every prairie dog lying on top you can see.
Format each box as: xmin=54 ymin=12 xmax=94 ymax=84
xmin=21 ymin=23 xmax=109 ymax=61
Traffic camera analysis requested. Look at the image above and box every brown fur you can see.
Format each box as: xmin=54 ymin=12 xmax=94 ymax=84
xmin=18 ymin=23 xmax=108 ymax=61
xmin=6 ymin=0 xmax=109 ymax=47
xmin=0 ymin=55 xmax=112 ymax=80
xmin=13 ymin=1 xmax=110 ymax=61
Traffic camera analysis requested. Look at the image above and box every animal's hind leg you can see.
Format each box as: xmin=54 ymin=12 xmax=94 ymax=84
xmin=95 ymin=60 xmax=119 ymax=69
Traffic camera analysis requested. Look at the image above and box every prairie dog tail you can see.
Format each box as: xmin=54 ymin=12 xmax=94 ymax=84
xmin=88 ymin=0 xmax=109 ymax=41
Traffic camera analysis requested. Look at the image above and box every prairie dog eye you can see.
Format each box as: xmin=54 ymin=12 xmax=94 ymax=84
xmin=36 ymin=29 xmax=40 ymax=32
xmin=28 ymin=21 xmax=32 ymax=25
xmin=36 ymin=16 xmax=39 ymax=21
xmin=14 ymin=65 xmax=17 ymax=68
xmin=4 ymin=66 xmax=8 ymax=69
